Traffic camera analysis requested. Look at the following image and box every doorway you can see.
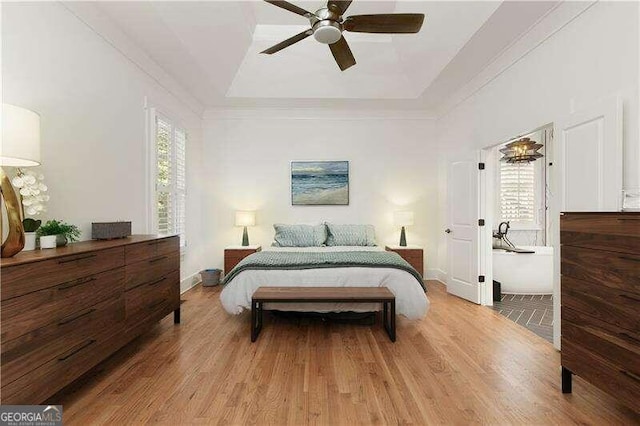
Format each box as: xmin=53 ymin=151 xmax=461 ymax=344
xmin=482 ymin=124 xmax=555 ymax=343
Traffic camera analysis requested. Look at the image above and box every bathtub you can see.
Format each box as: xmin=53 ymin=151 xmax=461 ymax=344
xmin=493 ymin=246 xmax=553 ymax=294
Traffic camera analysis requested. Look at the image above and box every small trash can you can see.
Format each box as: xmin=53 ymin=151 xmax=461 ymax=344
xmin=201 ymin=269 xmax=222 ymax=287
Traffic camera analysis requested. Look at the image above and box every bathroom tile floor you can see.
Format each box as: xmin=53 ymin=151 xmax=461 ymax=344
xmin=490 ymin=294 xmax=553 ymax=343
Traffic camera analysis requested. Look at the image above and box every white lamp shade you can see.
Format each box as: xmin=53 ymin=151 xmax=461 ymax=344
xmin=235 ymin=211 xmax=256 ymax=227
xmin=1 ymin=104 xmax=41 ymax=167
xmin=393 ymin=211 xmax=414 ymax=226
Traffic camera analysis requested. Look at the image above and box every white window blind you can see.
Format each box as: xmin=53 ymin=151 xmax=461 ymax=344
xmin=155 ymin=114 xmax=186 ymax=248
xmin=498 ymin=161 xmax=536 ymax=224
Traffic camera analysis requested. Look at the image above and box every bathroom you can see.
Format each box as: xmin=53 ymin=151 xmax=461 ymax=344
xmin=489 ymin=126 xmax=554 ymax=342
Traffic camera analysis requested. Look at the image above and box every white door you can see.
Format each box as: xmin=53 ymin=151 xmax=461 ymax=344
xmin=551 ymin=96 xmax=623 ymax=349
xmin=446 ymin=152 xmax=482 ymax=304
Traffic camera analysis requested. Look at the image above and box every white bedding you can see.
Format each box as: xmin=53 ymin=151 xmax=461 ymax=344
xmin=219 ymin=246 xmax=429 ymax=319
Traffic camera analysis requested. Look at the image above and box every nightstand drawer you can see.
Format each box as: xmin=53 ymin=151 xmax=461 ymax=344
xmin=224 ymin=247 xmax=261 ymax=273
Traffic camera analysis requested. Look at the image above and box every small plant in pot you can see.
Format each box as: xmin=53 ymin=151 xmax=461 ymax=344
xmin=22 ymin=218 xmax=42 ymax=251
xmin=37 ymin=220 xmax=81 ymax=249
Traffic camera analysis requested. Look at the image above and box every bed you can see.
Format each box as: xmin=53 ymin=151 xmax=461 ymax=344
xmin=219 ymin=245 xmax=429 ymax=319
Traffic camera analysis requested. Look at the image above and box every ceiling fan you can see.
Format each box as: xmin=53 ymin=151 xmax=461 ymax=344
xmin=261 ymin=0 xmax=425 ymax=71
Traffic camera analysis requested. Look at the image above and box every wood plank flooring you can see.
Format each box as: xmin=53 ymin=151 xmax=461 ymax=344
xmin=51 ymin=281 xmax=639 ymax=425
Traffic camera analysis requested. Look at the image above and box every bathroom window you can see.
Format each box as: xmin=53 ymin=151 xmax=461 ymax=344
xmin=497 ymin=159 xmax=543 ymax=229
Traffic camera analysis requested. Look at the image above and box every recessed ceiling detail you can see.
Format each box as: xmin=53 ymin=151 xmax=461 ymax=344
xmin=88 ymin=1 xmax=559 ymax=108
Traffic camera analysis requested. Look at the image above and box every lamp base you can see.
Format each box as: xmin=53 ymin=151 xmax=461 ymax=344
xmin=399 ymin=226 xmax=407 ymax=247
xmin=0 ymin=167 xmax=25 ymax=257
xmin=242 ymin=226 xmax=249 ymax=246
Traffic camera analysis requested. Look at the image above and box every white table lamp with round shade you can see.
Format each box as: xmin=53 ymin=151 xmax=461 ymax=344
xmin=1 ymin=104 xmax=42 ymax=257
xmin=235 ymin=210 xmax=256 ymax=246
xmin=393 ymin=211 xmax=414 ymax=247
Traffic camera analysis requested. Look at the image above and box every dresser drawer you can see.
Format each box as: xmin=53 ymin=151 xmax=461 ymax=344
xmin=1 ymin=323 xmax=125 ymax=405
xmin=1 ymin=295 xmax=125 ymax=388
xmin=562 ymin=245 xmax=640 ymax=295
xmin=1 ymin=247 xmax=125 ymax=301
xmin=561 ymin=214 xmax=640 ymax=254
xmin=125 ymin=236 xmax=179 ymax=264
xmin=125 ymin=252 xmax=180 ymax=290
xmin=561 ymin=339 xmax=640 ymax=410
xmin=125 ymin=269 xmax=179 ymax=329
xmin=1 ymin=267 xmax=125 ymax=344
xmin=561 ymin=276 xmax=639 ymax=332
xmin=562 ymin=308 xmax=640 ymax=369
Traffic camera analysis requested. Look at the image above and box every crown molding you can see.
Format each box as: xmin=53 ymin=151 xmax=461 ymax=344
xmin=61 ymin=1 xmax=205 ymax=118
xmin=435 ymin=1 xmax=597 ymax=120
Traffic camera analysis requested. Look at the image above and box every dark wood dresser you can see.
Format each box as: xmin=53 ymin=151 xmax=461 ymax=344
xmin=560 ymin=212 xmax=640 ymax=410
xmin=1 ymin=235 xmax=180 ymax=404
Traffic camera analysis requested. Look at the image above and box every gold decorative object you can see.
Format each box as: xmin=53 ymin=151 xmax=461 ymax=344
xmin=500 ymin=137 xmax=544 ymax=163
xmin=1 ymin=104 xmax=42 ymax=258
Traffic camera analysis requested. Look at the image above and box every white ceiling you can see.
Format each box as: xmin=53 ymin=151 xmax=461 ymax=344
xmin=91 ymin=1 xmax=560 ymax=110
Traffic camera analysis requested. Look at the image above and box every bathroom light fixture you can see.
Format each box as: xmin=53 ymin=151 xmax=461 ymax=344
xmin=500 ymin=137 xmax=543 ymax=163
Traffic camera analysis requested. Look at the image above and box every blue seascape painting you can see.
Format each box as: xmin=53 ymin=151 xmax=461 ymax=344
xmin=291 ymin=161 xmax=349 ymax=205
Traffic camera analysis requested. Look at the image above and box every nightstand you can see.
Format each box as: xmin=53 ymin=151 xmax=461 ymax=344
xmin=224 ymin=245 xmax=261 ymax=274
xmin=385 ymin=246 xmax=424 ymax=277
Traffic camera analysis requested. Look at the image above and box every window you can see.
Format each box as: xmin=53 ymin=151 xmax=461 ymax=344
xmin=498 ymin=161 xmax=537 ymax=226
xmin=153 ymin=113 xmax=186 ymax=249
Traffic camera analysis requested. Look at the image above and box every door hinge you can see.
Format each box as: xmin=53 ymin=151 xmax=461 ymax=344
xmin=478 ymin=219 xmax=485 ymax=226
xmin=478 ymin=162 xmax=485 ymax=170
xmin=479 ymin=275 xmax=485 ymax=283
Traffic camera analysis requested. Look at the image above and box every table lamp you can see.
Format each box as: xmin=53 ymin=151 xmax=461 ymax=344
xmin=393 ymin=211 xmax=414 ymax=247
xmin=235 ymin=210 xmax=256 ymax=246
xmin=1 ymin=104 xmax=41 ymax=257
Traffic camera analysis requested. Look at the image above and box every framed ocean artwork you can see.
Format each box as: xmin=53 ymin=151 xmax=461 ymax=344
xmin=291 ymin=161 xmax=349 ymax=205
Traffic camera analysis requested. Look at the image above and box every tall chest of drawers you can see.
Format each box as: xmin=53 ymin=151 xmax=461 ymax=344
xmin=0 ymin=235 xmax=180 ymax=404
xmin=560 ymin=212 xmax=640 ymax=411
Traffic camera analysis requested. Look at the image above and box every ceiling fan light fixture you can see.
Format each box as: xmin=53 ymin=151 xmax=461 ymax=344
xmin=313 ymin=21 xmax=342 ymax=44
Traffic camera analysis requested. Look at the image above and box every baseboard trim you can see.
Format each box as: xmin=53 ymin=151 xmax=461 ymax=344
xmin=425 ymin=268 xmax=447 ymax=284
xmin=181 ymin=271 xmax=202 ymax=294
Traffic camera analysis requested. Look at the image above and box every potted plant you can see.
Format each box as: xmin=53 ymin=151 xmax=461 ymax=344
xmin=22 ymin=218 xmax=42 ymax=251
xmin=37 ymin=220 xmax=81 ymax=249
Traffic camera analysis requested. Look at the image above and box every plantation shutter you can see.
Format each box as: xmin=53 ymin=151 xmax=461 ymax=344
xmin=499 ymin=161 xmax=536 ymax=223
xmin=155 ymin=114 xmax=187 ymax=249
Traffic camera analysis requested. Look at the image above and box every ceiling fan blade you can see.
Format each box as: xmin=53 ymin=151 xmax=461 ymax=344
xmin=329 ymin=36 xmax=356 ymax=71
xmin=264 ymin=1 xmax=313 ymax=18
xmin=261 ymin=30 xmax=312 ymax=54
xmin=344 ymin=14 xmax=425 ymax=33
xmin=327 ymin=0 xmax=353 ymax=15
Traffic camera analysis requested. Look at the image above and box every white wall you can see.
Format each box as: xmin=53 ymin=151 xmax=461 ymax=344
xmin=436 ymin=1 xmax=639 ymax=274
xmin=2 ymin=2 xmax=206 ymax=286
xmin=202 ymin=110 xmax=438 ymax=276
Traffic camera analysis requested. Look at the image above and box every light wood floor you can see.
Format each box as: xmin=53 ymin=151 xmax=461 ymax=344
xmin=53 ymin=281 xmax=639 ymax=425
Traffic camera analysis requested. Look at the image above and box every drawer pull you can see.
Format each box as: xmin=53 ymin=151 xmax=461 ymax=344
xmin=58 ymin=276 xmax=96 ymax=290
xmin=58 ymin=254 xmax=97 ymax=264
xmin=621 ymin=370 xmax=640 ymax=383
xmin=148 ymin=299 xmax=166 ymax=310
xmin=619 ymin=294 xmax=640 ymax=303
xmin=619 ymin=256 xmax=640 ymax=262
xmin=620 ymin=332 xmax=640 ymax=345
xmin=58 ymin=308 xmax=97 ymax=326
xmin=58 ymin=339 xmax=96 ymax=361
xmin=149 ymin=256 xmax=167 ymax=264
xmin=148 ymin=277 xmax=167 ymax=287
xmin=146 ymin=241 xmax=158 ymax=246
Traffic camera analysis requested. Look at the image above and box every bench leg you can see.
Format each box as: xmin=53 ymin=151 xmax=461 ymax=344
xmin=383 ymin=301 xmax=396 ymax=342
xmin=174 ymin=307 xmax=181 ymax=324
xmin=251 ymin=300 xmax=263 ymax=342
xmin=562 ymin=366 xmax=572 ymax=393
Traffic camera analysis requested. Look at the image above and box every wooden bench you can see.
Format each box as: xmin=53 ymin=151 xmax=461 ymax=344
xmin=250 ymin=287 xmax=396 ymax=342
